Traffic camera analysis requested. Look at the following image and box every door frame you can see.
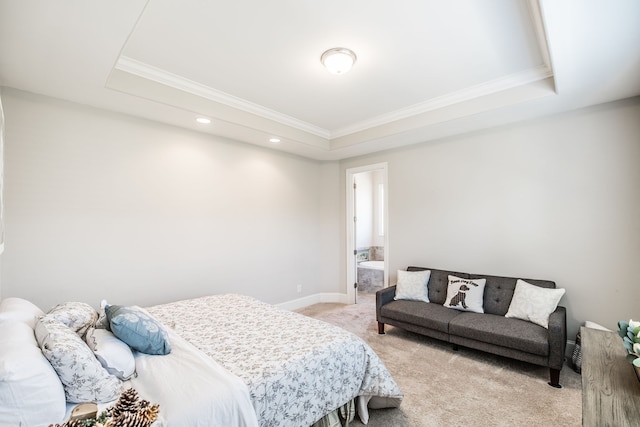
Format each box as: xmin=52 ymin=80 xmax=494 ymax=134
xmin=345 ymin=163 xmax=389 ymax=303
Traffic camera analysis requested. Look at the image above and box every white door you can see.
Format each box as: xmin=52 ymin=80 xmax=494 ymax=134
xmin=345 ymin=163 xmax=389 ymax=304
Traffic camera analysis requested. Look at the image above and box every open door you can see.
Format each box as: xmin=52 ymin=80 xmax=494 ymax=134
xmin=352 ymin=175 xmax=358 ymax=304
xmin=346 ymin=163 xmax=388 ymax=304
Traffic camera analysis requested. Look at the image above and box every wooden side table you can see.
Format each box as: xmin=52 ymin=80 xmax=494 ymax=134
xmin=581 ymin=327 xmax=640 ymax=426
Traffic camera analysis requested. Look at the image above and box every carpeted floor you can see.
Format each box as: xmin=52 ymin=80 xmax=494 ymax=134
xmin=297 ymin=293 xmax=582 ymax=427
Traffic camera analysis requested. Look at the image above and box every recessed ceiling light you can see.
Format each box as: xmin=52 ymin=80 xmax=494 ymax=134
xmin=269 ymin=137 xmax=281 ymax=143
xmin=196 ymin=117 xmax=211 ymax=124
xmin=321 ymin=47 xmax=357 ymax=75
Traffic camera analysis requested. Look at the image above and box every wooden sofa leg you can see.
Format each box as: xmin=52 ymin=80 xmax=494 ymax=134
xmin=548 ymin=368 xmax=562 ymax=388
xmin=377 ymin=322 xmax=385 ymax=335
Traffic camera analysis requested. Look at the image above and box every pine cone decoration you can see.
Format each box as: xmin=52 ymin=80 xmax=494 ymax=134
xmin=140 ymin=404 xmax=160 ymax=423
xmin=50 ymin=389 xmax=160 ymax=427
xmin=111 ymin=388 xmax=140 ymax=419
xmin=48 ymin=419 xmax=85 ymax=427
xmin=108 ymin=411 xmax=152 ymax=427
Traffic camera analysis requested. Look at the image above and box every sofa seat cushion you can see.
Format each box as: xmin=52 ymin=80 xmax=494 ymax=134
xmin=380 ymin=300 xmax=461 ymax=333
xmin=449 ymin=312 xmax=549 ymax=356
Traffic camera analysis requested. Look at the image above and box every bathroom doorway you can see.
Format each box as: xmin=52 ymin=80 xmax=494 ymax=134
xmin=346 ymin=163 xmax=388 ymax=304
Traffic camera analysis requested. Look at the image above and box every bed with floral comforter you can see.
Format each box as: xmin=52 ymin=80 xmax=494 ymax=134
xmin=145 ymin=294 xmax=403 ymax=426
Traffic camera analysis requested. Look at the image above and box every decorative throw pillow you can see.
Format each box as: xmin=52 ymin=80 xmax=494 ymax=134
xmin=105 ymin=305 xmax=171 ymax=355
xmin=47 ymin=302 xmax=98 ymax=337
xmin=0 ymin=297 xmax=44 ymax=329
xmin=394 ymin=269 xmax=431 ymax=302
xmin=443 ymin=276 xmax=486 ymax=313
xmin=35 ymin=316 xmax=123 ymax=403
xmin=85 ymin=327 xmax=136 ymax=380
xmin=505 ymin=279 xmax=565 ymax=328
xmin=0 ymin=320 xmax=66 ymax=426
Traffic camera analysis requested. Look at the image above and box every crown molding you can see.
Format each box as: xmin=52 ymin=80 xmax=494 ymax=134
xmin=528 ymin=0 xmax=552 ymax=71
xmin=116 ymin=0 xmax=554 ymax=146
xmin=330 ymin=64 xmax=552 ymax=139
xmin=115 ymin=56 xmax=331 ymax=139
xmin=116 ymin=57 xmax=553 ymax=145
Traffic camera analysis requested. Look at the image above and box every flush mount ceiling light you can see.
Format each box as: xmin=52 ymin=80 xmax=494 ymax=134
xmin=196 ymin=117 xmax=211 ymax=124
xmin=321 ymin=47 xmax=357 ymax=75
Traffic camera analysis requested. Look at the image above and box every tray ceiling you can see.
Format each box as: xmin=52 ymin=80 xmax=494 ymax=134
xmin=1 ymin=0 xmax=639 ymax=160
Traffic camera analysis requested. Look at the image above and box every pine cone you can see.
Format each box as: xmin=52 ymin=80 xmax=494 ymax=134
xmin=48 ymin=419 xmax=86 ymax=427
xmin=140 ymin=404 xmax=160 ymax=423
xmin=111 ymin=388 xmax=139 ymax=419
xmin=110 ymin=411 xmax=152 ymax=427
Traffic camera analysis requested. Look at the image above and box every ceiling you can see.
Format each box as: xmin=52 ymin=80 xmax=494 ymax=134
xmin=1 ymin=0 xmax=639 ymax=161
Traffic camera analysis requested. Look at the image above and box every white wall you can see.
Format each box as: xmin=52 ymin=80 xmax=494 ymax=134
xmin=3 ymin=86 xmax=639 ymax=341
xmin=0 ymin=88 xmax=341 ymax=310
xmin=317 ymin=161 xmax=342 ymax=293
xmin=340 ymin=97 xmax=640 ymax=339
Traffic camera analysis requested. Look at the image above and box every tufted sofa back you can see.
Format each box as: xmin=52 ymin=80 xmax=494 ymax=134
xmin=406 ymin=266 xmax=557 ymax=316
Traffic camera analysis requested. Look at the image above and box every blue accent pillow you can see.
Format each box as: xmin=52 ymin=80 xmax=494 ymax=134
xmin=105 ymin=305 xmax=171 ymax=355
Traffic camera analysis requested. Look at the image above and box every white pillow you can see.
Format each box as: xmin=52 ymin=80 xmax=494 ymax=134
xmin=85 ymin=327 xmax=136 ymax=380
xmin=0 ymin=320 xmax=66 ymax=426
xmin=0 ymin=297 xmax=44 ymax=328
xmin=394 ymin=269 xmax=431 ymax=302
xmin=35 ymin=316 xmax=123 ymax=403
xmin=443 ymin=276 xmax=486 ymax=313
xmin=505 ymin=279 xmax=565 ymax=328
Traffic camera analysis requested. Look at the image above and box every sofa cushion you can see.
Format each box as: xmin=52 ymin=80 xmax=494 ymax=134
xmin=380 ymin=300 xmax=461 ymax=333
xmin=443 ymin=276 xmax=486 ymax=313
xmin=408 ymin=267 xmax=470 ymax=305
xmin=449 ymin=312 xmax=549 ymax=356
xmin=505 ymin=279 xmax=565 ymax=328
xmin=394 ymin=269 xmax=431 ymax=302
xmin=468 ymin=274 xmax=557 ymax=316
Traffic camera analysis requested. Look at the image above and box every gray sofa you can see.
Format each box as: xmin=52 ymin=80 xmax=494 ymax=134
xmin=376 ymin=266 xmax=567 ymax=387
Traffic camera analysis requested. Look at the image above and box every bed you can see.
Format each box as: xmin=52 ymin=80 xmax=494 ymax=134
xmin=0 ymin=294 xmax=403 ymax=427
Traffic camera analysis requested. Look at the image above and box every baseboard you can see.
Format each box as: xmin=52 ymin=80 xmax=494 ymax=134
xmin=277 ymin=293 xmax=349 ymax=311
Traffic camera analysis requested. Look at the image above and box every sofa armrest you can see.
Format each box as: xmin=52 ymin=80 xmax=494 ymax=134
xmin=547 ymin=305 xmax=567 ymax=370
xmin=376 ymin=286 xmax=396 ymax=320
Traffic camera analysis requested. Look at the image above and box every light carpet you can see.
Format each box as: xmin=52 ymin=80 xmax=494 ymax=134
xmin=297 ymin=293 xmax=582 ymax=427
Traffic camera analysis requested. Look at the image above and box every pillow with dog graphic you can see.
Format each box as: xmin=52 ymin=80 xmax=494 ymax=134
xmin=443 ymin=276 xmax=486 ymax=313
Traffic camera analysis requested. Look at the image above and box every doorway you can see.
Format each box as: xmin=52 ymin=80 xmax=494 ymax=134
xmin=346 ymin=163 xmax=388 ymax=304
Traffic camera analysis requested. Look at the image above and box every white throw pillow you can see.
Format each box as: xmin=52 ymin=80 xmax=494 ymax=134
xmin=505 ymin=279 xmax=565 ymax=328
xmin=0 ymin=297 xmax=44 ymax=328
xmin=0 ymin=320 xmax=66 ymax=426
xmin=443 ymin=276 xmax=486 ymax=313
xmin=394 ymin=270 xmax=431 ymax=302
xmin=86 ymin=327 xmax=136 ymax=380
xmin=35 ymin=315 xmax=123 ymax=403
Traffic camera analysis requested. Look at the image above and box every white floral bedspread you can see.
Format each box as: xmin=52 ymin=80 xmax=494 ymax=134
xmin=146 ymin=294 xmax=402 ymax=427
